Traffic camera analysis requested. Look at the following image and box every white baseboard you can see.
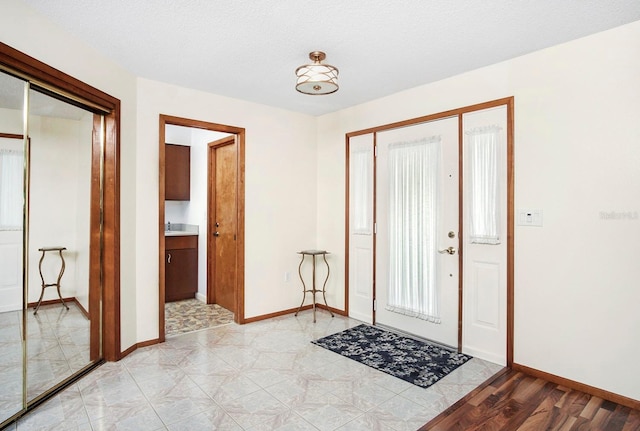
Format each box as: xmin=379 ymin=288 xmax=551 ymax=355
xmin=195 ymin=292 xmax=206 ymax=303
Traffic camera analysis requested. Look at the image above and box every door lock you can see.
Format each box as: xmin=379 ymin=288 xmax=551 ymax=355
xmin=213 ymin=231 xmax=220 ymax=237
xmin=438 ymin=246 xmax=456 ymax=255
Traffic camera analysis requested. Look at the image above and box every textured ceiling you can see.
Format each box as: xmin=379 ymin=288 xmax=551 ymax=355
xmin=20 ymin=0 xmax=640 ymax=116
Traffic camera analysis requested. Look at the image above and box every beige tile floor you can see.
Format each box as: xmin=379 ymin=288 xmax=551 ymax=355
xmin=26 ymin=302 xmax=91 ymax=399
xmin=0 ymin=310 xmax=23 ymax=422
xmin=0 ymin=302 xmax=91 ymax=425
xmin=7 ymin=311 xmax=503 ymax=431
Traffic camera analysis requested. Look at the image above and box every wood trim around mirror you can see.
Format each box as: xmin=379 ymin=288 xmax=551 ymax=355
xmin=0 ymin=41 xmax=122 ymax=361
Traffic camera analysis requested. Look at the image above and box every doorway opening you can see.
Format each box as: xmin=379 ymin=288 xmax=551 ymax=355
xmin=158 ymin=115 xmax=245 ymax=342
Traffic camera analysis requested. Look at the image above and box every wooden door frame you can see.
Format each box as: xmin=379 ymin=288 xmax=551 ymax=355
xmin=207 ymin=136 xmax=237 ymax=307
xmin=345 ymin=97 xmax=514 ymax=366
xmin=159 ymin=115 xmax=245 ymax=342
xmin=0 ymin=42 xmax=121 ymax=362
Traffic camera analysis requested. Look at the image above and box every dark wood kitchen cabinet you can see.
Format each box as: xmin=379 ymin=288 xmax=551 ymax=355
xmin=165 ymin=144 xmax=190 ymax=200
xmin=165 ymin=235 xmax=198 ymax=302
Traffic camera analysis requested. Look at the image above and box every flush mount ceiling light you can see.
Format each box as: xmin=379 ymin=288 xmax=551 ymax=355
xmin=295 ymin=51 xmax=339 ymax=95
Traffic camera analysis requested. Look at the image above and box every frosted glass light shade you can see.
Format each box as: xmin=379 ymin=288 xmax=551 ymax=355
xmin=295 ymin=51 xmax=339 ymax=95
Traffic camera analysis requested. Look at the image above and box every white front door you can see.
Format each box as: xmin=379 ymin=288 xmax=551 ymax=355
xmin=375 ymin=117 xmax=459 ymax=347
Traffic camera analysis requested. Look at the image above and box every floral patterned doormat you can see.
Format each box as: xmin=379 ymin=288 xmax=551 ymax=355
xmin=311 ymin=324 xmax=472 ymax=388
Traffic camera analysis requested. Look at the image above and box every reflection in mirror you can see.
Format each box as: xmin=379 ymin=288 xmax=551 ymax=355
xmin=26 ymin=88 xmax=96 ymax=401
xmin=0 ymin=70 xmax=26 ymax=424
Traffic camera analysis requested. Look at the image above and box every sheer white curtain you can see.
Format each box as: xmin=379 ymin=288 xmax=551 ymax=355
xmin=466 ymin=126 xmax=501 ymax=244
xmin=386 ymin=137 xmax=441 ymax=323
xmin=0 ymin=149 xmax=24 ymax=230
xmin=350 ymin=147 xmax=373 ymax=234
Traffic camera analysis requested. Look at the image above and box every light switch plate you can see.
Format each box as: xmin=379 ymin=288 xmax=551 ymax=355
xmin=518 ymin=209 xmax=543 ymax=226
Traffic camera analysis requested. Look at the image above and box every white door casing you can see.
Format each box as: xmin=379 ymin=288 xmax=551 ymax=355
xmin=376 ymin=117 xmax=459 ymax=347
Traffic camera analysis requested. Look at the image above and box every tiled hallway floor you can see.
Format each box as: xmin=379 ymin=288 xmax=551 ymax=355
xmin=1 ymin=302 xmax=91 ymax=423
xmin=8 ymin=312 xmax=503 ymax=431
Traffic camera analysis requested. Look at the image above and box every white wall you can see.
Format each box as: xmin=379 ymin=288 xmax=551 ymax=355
xmin=187 ymin=132 xmax=207 ymax=300
xmin=27 ymin=113 xmax=91 ymax=310
xmin=0 ymin=108 xmax=22 ymax=134
xmin=135 ymin=78 xmax=318 ymax=341
xmin=317 ymin=21 xmax=640 ymax=400
xmin=0 ymin=106 xmax=92 ymax=313
xmin=0 ymin=0 xmax=139 ymax=350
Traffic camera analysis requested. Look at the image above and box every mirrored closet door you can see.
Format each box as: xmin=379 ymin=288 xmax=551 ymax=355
xmin=0 ymin=69 xmax=104 ymax=426
xmin=0 ymin=68 xmax=27 ymax=427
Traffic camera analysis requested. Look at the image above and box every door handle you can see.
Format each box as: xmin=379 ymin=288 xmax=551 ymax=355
xmin=167 ymin=253 xmax=172 ymax=264
xmin=438 ymin=247 xmax=456 ymax=255
xmin=213 ymin=231 xmax=220 ymax=237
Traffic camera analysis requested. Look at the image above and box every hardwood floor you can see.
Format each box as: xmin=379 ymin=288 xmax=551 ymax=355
xmin=420 ymin=369 xmax=640 ymax=431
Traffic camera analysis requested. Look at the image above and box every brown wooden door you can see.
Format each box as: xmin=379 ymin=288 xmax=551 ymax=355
xmin=208 ymin=136 xmax=237 ymax=312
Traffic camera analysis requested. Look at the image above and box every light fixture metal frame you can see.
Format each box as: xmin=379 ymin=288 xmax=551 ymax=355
xmin=295 ymin=51 xmax=339 ymax=95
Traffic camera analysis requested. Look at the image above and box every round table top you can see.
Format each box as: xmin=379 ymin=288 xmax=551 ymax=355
xmin=298 ymin=250 xmax=329 ymax=255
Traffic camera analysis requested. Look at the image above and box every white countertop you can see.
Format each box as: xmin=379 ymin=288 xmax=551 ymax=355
xmin=164 ymin=223 xmax=198 ymax=236
xmin=164 ymin=230 xmax=198 ymax=236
